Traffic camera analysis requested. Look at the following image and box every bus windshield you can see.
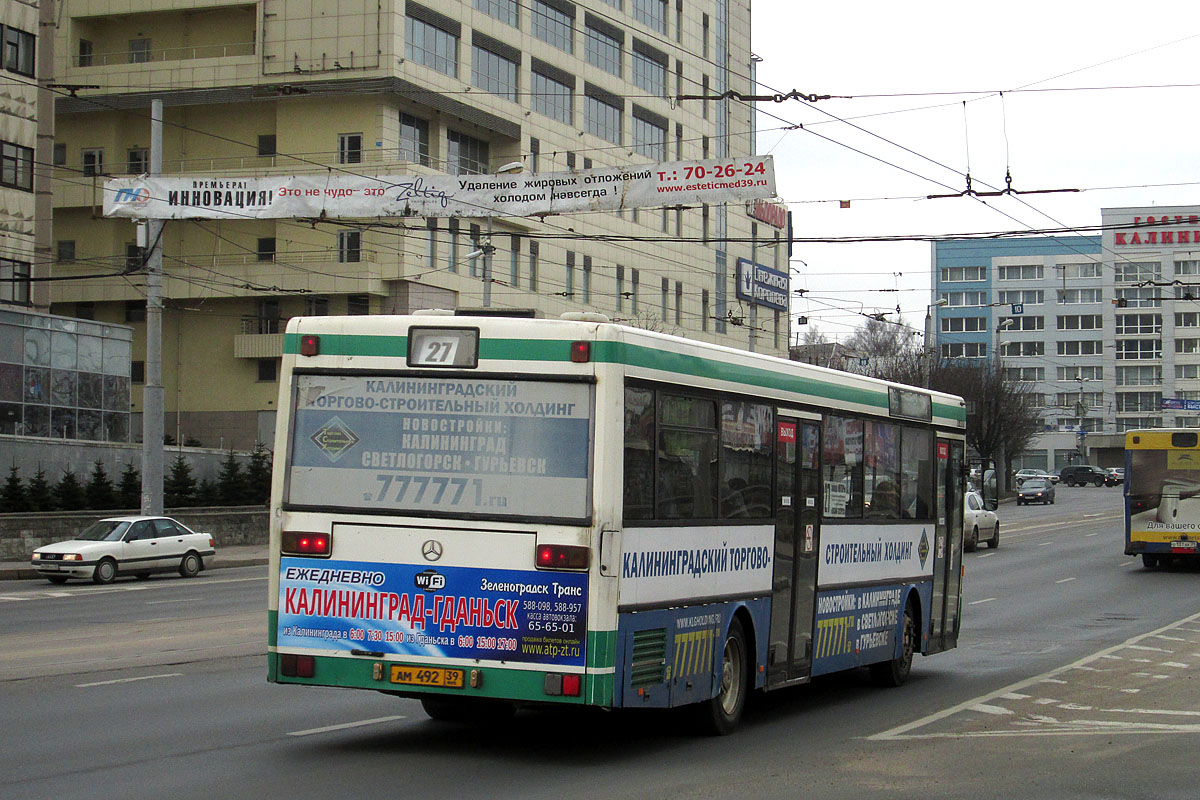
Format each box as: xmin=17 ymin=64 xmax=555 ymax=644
xmin=285 ymin=374 xmax=593 ymax=520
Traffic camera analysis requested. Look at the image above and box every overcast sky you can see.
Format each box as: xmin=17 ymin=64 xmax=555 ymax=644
xmin=751 ymin=2 xmax=1200 ymax=344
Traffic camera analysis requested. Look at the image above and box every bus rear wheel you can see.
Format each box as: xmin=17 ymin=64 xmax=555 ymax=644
xmin=694 ymin=617 xmax=748 ymax=736
xmin=420 ymin=696 xmax=516 ymax=723
xmin=870 ymin=601 xmax=915 ymax=687
xmin=1143 ymin=553 xmax=1160 ymax=569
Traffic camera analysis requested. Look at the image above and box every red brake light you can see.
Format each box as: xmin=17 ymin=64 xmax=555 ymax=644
xmin=300 ymin=334 xmax=320 ymax=356
xmin=570 ymin=341 xmax=590 ymax=363
xmin=536 ymin=544 xmax=589 ymax=570
xmin=562 ymin=674 xmax=581 ymax=696
xmin=282 ymin=531 xmax=331 ymax=556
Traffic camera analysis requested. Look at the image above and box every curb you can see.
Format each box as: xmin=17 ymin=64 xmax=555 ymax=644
xmin=0 ymin=556 xmax=269 ymax=582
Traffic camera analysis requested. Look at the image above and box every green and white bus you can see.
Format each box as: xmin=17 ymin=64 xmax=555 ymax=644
xmin=268 ymin=312 xmax=967 ymax=733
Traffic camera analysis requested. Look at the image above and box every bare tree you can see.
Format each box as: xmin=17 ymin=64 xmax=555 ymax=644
xmin=844 ymin=317 xmax=913 ymax=359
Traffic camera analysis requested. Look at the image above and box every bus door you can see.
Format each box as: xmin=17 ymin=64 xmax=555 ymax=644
xmin=768 ymin=416 xmax=821 ymax=687
xmin=928 ymin=438 xmax=964 ymax=654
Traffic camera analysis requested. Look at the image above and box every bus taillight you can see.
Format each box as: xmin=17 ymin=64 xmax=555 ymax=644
xmin=280 ymin=653 xmax=316 ymax=678
xmin=536 ymin=544 xmax=589 ymax=570
xmin=300 ymin=334 xmax=320 ymax=356
xmin=282 ymin=530 xmax=332 ymax=557
xmin=570 ymin=341 xmax=590 ymax=362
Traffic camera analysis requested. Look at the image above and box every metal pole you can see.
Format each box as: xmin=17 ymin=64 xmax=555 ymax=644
xmin=141 ymin=99 xmax=165 ymax=515
xmin=481 ymin=217 xmax=493 ymax=308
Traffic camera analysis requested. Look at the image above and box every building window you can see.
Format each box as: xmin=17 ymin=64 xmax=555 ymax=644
xmin=57 ymin=240 xmax=76 ymax=262
xmin=347 ymin=294 xmax=370 ymax=315
xmin=675 ymin=282 xmax=683 ymax=326
xmin=1057 ymin=340 xmax=1103 ymax=356
xmin=1115 ymin=339 xmax=1162 ymax=360
xmin=472 ymin=41 xmax=519 ymax=101
xmin=0 ymin=258 xmax=31 ymax=304
xmin=399 ymin=113 xmax=430 ymax=165
xmin=338 ymin=230 xmax=361 ymax=263
xmin=632 ymin=42 xmax=667 ymax=97
xmin=997 ymin=264 xmax=1043 ymax=281
xmin=447 ymin=130 xmax=489 ymax=175
xmin=565 ymin=250 xmax=575 ymax=296
xmin=3 ymin=26 xmax=36 ymax=76
xmin=631 ymin=268 xmax=640 ymax=313
xmin=940 ymin=290 xmax=988 ymax=307
xmin=126 ymin=243 xmax=143 ymax=271
xmin=78 ymin=39 xmax=93 ymax=68
xmin=406 ymin=14 xmax=458 ymax=77
xmin=1057 ymin=288 xmax=1103 ymax=304
xmin=661 ymin=277 xmax=669 ymax=320
xmin=256 ymin=359 xmax=277 ymax=382
xmin=255 ymin=299 xmax=281 ymax=333
xmin=632 ymin=0 xmax=667 ymax=33
xmin=1115 ymin=313 xmax=1162 ymax=335
xmin=510 ymin=234 xmax=521 ymax=288
xmin=0 ymin=141 xmax=34 ymax=191
xmin=129 ymin=38 xmax=151 ymax=64
xmin=531 ymin=0 xmax=574 ymax=54
xmin=82 ymin=148 xmax=104 ymax=177
xmin=585 ymin=23 xmax=621 ymax=77
xmin=940 ymin=266 xmax=987 ymax=282
xmin=257 ymin=238 xmax=276 ymax=262
xmin=529 ymin=240 xmax=539 ymax=291
xmin=338 ymin=133 xmax=362 ymax=164
xmin=1115 ymin=260 xmax=1162 ymax=284
xmin=531 ymin=68 xmax=573 ymax=124
xmin=257 ymin=135 xmax=277 ymax=156
xmin=585 ymin=92 xmax=622 ymax=144
xmin=616 ymin=265 xmax=625 ymax=311
xmin=474 ymin=0 xmax=519 ymax=27
xmin=126 ymin=148 xmax=148 ymax=174
xmin=448 ymin=218 xmax=459 ymax=272
xmin=701 ymin=289 xmax=709 ymax=331
xmin=131 ymin=361 xmax=145 ymax=384
xmin=124 ymin=300 xmax=146 ymax=322
xmin=75 ymin=301 xmax=95 ymax=319
xmin=53 ymin=142 xmax=66 ymax=165
xmin=997 ymin=316 xmax=1044 ymax=331
xmin=632 ymin=110 xmax=667 ymax=160
xmin=306 ymin=295 xmax=330 ymax=316
xmin=582 ymin=255 xmax=592 ymax=303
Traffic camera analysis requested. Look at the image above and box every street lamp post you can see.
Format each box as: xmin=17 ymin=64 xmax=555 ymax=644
xmin=924 ymin=298 xmax=948 ymax=387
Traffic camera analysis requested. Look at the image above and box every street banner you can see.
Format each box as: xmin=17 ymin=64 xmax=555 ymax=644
xmin=104 ymin=156 xmax=776 ymax=220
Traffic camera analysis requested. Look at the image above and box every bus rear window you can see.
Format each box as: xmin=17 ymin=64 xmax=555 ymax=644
xmin=285 ymin=374 xmax=593 ymax=520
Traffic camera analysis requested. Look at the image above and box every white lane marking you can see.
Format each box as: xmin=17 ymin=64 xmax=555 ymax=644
xmin=1056 ymin=578 xmax=1076 ymax=584
xmin=1120 ymin=560 xmax=1136 ymax=566
xmin=1034 ymin=698 xmax=1061 ymax=705
xmin=1125 ymin=644 xmax=1174 ymax=653
xmin=978 ymin=553 xmax=994 ymax=559
xmin=1038 ymin=542 xmax=1053 ymax=547
xmin=1085 ymin=532 xmax=1100 ymax=537
xmin=288 ymin=716 xmax=406 ymax=737
xmin=146 ymin=598 xmax=194 ymax=604
xmin=867 ymin=609 xmax=1200 ymax=741
xmin=77 ymin=673 xmax=183 ymax=688
xmin=969 ymin=597 xmax=996 ymax=605
xmin=1161 ymin=662 xmax=1190 ymax=668
xmin=971 ymin=704 xmax=1014 ymax=716
xmin=1154 ymin=635 xmax=1189 ymax=642
xmin=1001 ymin=693 xmax=1030 ymax=700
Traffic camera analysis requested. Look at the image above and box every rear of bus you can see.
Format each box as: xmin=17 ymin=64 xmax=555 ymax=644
xmin=1126 ymin=429 xmax=1200 ymax=567
xmin=267 ymin=313 xmax=614 ymax=715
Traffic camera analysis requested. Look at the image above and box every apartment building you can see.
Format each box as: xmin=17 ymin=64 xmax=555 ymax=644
xmin=932 ymin=205 xmax=1200 ymax=471
xmin=47 ymin=0 xmax=786 ymax=449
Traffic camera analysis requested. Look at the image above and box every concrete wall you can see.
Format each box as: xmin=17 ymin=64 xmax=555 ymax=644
xmin=0 ymin=506 xmax=267 ymax=561
xmin=0 ymin=434 xmax=256 ymax=484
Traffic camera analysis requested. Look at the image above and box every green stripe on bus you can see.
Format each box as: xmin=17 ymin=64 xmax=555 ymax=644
xmin=283 ymin=333 xmax=964 ymax=422
xmin=587 ymin=629 xmax=617 ymax=670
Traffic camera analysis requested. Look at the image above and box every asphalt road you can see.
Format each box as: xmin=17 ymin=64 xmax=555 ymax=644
xmin=4 ymin=485 xmax=1199 ymax=800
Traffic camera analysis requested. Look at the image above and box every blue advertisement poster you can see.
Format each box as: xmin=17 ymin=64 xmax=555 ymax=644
xmin=278 ymin=558 xmax=588 ymax=667
xmin=812 ymin=585 xmax=906 ymax=674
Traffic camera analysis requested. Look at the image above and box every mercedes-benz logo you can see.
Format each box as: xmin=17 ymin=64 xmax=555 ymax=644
xmin=421 ymin=540 xmax=444 ymax=562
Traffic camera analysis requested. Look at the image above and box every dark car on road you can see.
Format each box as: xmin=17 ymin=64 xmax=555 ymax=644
xmin=1058 ymin=464 xmax=1111 ymax=487
xmin=1017 ymin=478 xmax=1056 ymax=505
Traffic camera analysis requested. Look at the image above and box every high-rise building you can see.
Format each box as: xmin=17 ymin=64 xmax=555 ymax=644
xmin=933 ymin=205 xmax=1200 ymax=470
xmin=47 ymin=0 xmax=785 ymax=449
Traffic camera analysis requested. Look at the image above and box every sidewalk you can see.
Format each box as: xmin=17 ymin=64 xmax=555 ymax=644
xmin=0 ymin=543 xmax=270 ymax=581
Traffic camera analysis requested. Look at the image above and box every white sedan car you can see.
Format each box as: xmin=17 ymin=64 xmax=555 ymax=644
xmin=963 ymin=490 xmax=999 ymax=552
xmin=30 ymin=516 xmax=216 ymax=584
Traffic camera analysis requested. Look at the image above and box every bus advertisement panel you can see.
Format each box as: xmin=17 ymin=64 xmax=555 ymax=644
xmin=278 ymin=558 xmax=587 ymax=667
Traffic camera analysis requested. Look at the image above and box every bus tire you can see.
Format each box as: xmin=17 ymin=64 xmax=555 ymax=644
xmin=1143 ymin=553 xmax=1159 ymax=568
xmin=870 ymin=601 xmax=915 ymax=688
xmin=420 ymin=696 xmax=516 ymax=723
xmin=694 ymin=617 xmax=749 ymax=736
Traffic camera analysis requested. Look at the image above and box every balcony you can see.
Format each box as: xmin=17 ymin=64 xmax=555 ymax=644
xmin=73 ymin=42 xmax=255 ymax=68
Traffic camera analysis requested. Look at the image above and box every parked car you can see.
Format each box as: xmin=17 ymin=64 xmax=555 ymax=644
xmin=1058 ymin=464 xmax=1111 ymax=487
xmin=30 ymin=516 xmax=216 ymax=585
xmin=1104 ymin=467 xmax=1125 ymax=485
xmin=1014 ymin=468 xmax=1058 ymax=487
xmin=1017 ymin=478 xmax=1056 ymax=505
xmin=963 ymin=490 xmax=999 ymax=552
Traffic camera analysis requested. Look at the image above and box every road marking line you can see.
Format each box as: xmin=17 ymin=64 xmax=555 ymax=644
xmin=1120 ymin=560 xmax=1136 ymax=566
xmin=867 ymin=609 xmax=1200 ymax=741
xmin=288 ymin=716 xmax=405 ymax=737
xmin=1056 ymin=578 xmax=1076 ymax=584
xmin=971 ymin=704 xmax=1014 ymax=715
xmin=978 ymin=553 xmax=994 ymax=558
xmin=77 ymin=673 xmax=183 ymax=688
xmin=1125 ymin=644 xmax=1174 ymax=653
xmin=1085 ymin=533 xmax=1099 ymax=537
xmin=1162 ymin=662 xmax=1189 ymax=668
xmin=146 ymin=598 xmax=194 ymax=604
xmin=969 ymin=597 xmax=996 ymax=605
xmin=1038 ymin=542 xmax=1053 ymax=547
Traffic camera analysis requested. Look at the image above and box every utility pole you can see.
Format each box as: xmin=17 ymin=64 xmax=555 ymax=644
xmin=141 ymin=98 xmax=164 ymax=515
